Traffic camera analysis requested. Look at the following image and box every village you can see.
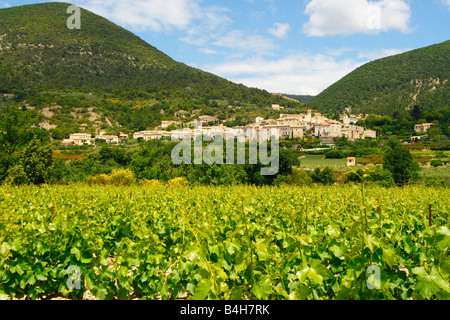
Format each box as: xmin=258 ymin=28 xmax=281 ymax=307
xmin=61 ymin=105 xmax=439 ymax=147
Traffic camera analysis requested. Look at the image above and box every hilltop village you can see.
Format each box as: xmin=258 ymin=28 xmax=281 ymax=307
xmin=61 ymin=107 xmax=377 ymax=146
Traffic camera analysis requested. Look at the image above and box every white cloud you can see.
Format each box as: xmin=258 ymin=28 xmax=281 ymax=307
xmin=202 ymin=53 xmax=364 ymax=95
xmin=303 ymin=0 xmax=412 ymax=36
xmin=180 ymin=7 xmax=232 ymax=46
xmin=201 ymin=46 xmax=409 ymax=95
xmin=268 ymin=22 xmax=291 ymax=39
xmin=71 ymin=0 xmax=230 ymax=32
xmin=212 ymin=30 xmax=277 ymax=55
xmin=199 ymin=48 xmax=219 ymax=55
xmin=442 ymin=0 xmax=450 ymax=9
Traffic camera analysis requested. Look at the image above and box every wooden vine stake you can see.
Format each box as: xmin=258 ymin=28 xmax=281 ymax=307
xmin=429 ymin=204 xmax=432 ymax=227
xmin=51 ymin=205 xmax=54 ymax=222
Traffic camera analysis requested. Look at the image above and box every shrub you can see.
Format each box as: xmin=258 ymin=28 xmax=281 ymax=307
xmin=87 ymin=169 xmax=135 ymax=186
xmin=87 ymin=173 xmax=110 ymax=186
xmin=325 ymin=149 xmax=345 ymax=159
xmin=167 ymin=177 xmax=189 ymax=187
xmin=430 ymin=160 xmax=444 ymax=167
xmin=5 ymin=165 xmax=29 ymax=186
xmin=309 ymin=167 xmax=336 ymax=185
xmin=272 ymin=174 xmax=287 ymax=186
xmin=286 ymin=168 xmax=313 ymax=186
xmin=368 ymin=166 xmax=395 ymax=187
xmin=139 ymin=179 xmax=163 ymax=187
xmin=109 ymin=169 xmax=135 ymax=186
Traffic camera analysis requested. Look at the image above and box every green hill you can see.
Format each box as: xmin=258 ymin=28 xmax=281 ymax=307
xmin=0 ymin=2 xmax=302 ymax=134
xmin=309 ymin=41 xmax=450 ymax=116
xmin=0 ymin=2 xmax=283 ymax=101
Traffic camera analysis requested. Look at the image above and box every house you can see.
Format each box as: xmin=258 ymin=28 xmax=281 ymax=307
xmin=342 ymin=125 xmax=365 ymax=141
xmin=133 ymin=131 xmax=168 ymax=141
xmin=343 ymin=115 xmax=359 ymax=124
xmin=314 ymin=122 xmax=330 ymax=138
xmin=63 ymin=133 xmax=94 ymax=146
xmin=414 ymin=123 xmax=436 ymax=133
xmin=160 ymin=121 xmax=183 ymax=129
xmin=119 ymin=133 xmax=128 ymax=140
xmin=363 ymin=130 xmax=377 ymax=139
xmin=347 ymin=157 xmax=356 ymax=167
xmin=95 ymin=135 xmax=120 ymax=144
xmin=411 ymin=135 xmax=428 ymax=141
xmin=170 ymin=129 xmax=193 ymax=140
xmin=255 ymin=117 xmax=265 ymax=124
xmin=271 ymin=104 xmax=283 ymax=111
xmin=291 ymin=126 xmax=304 ymax=139
xmin=276 ymin=117 xmax=303 ymax=127
xmin=198 ymin=115 xmax=218 ymax=124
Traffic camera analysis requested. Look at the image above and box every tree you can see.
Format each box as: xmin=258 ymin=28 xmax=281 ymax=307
xmin=278 ymin=149 xmax=301 ymax=175
xmin=410 ymin=105 xmax=422 ymax=121
xmin=21 ymin=136 xmax=54 ymax=184
xmin=383 ymin=137 xmax=419 ymax=186
xmin=309 ymin=167 xmax=336 ymax=185
xmin=0 ymin=106 xmax=31 ymax=156
xmin=286 ymin=168 xmax=313 ymax=186
xmin=0 ymin=106 xmax=34 ymax=182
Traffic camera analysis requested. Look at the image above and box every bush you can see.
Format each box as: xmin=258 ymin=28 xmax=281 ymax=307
xmin=87 ymin=173 xmax=110 ymax=186
xmin=109 ymin=169 xmax=135 ymax=186
xmin=139 ymin=179 xmax=163 ymax=187
xmin=87 ymin=169 xmax=135 ymax=186
xmin=430 ymin=160 xmax=444 ymax=167
xmin=309 ymin=167 xmax=336 ymax=185
xmin=286 ymin=168 xmax=313 ymax=186
xmin=368 ymin=166 xmax=395 ymax=187
xmin=167 ymin=177 xmax=189 ymax=187
xmin=272 ymin=174 xmax=287 ymax=186
xmin=5 ymin=165 xmax=29 ymax=186
xmin=325 ymin=149 xmax=345 ymax=159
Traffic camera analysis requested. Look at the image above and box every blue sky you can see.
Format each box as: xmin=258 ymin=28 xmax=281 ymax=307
xmin=2 ymin=0 xmax=449 ymax=95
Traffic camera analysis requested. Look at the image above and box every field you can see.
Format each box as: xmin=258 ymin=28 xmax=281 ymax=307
xmin=0 ymin=184 xmax=449 ymax=300
xmin=299 ymin=155 xmax=348 ymax=171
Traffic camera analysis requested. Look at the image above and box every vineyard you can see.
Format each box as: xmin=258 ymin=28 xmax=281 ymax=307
xmin=0 ymin=184 xmax=449 ymax=300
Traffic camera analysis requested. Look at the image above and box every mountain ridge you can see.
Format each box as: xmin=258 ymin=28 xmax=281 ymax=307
xmin=0 ymin=2 xmax=296 ymax=106
xmin=309 ymin=40 xmax=450 ymax=116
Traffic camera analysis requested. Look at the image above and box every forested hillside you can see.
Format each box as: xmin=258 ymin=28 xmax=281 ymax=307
xmin=0 ymin=2 xmax=301 ymax=134
xmin=309 ymin=41 xmax=450 ymax=116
